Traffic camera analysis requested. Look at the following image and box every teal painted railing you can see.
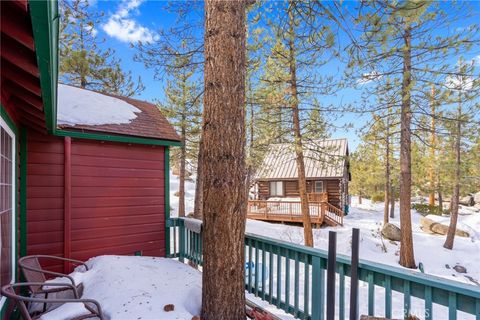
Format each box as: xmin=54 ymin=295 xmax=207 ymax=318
xmin=166 ymin=218 xmax=480 ymax=320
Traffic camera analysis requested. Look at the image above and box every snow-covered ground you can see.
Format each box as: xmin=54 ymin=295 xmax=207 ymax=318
xmin=41 ymin=256 xmax=202 ymax=320
xmin=170 ymin=173 xmax=480 ymax=287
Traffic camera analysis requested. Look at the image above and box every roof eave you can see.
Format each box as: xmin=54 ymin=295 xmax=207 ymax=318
xmin=55 ymin=128 xmax=182 ymax=147
xmin=29 ymin=0 xmax=59 ymax=133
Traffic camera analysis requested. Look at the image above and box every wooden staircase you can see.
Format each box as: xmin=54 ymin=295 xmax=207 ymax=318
xmin=322 ymin=202 xmax=344 ymax=226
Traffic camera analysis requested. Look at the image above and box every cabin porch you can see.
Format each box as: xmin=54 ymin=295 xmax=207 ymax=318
xmin=246 ymin=197 xmax=344 ymax=226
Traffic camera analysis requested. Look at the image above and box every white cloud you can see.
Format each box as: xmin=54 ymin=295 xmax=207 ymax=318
xmin=102 ymin=0 xmax=157 ymax=43
xmin=474 ymin=55 xmax=480 ymax=66
xmin=445 ymin=74 xmax=474 ymax=92
xmin=357 ymin=71 xmax=382 ymax=85
xmin=84 ymin=25 xmax=97 ymax=37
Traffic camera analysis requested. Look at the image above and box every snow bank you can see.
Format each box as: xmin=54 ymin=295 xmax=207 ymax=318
xmin=41 ymin=256 xmax=202 ymax=320
xmin=57 ymin=84 xmax=141 ymax=126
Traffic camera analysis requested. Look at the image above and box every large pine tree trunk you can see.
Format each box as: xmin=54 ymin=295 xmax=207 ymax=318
xmin=399 ymin=25 xmax=416 ymax=269
xmin=287 ymin=0 xmax=313 ymax=247
xmin=193 ymin=137 xmax=204 ymax=220
xmin=444 ymin=103 xmax=461 ymax=249
xmin=201 ymin=1 xmax=247 ymax=318
xmin=178 ymin=121 xmax=186 ymax=217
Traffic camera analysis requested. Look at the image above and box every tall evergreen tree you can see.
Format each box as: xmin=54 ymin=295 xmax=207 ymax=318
xmin=201 ymin=0 xmax=247 ymax=318
xmin=160 ymin=52 xmax=202 ymax=217
xmin=349 ymin=0 xmax=479 ymax=268
xmin=60 ymin=0 xmax=144 ymax=96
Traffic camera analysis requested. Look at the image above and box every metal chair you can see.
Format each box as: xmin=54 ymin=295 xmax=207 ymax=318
xmin=19 ymin=255 xmax=88 ymax=296
xmin=18 ymin=255 xmax=89 ymax=312
xmin=1 ymin=282 xmax=103 ymax=320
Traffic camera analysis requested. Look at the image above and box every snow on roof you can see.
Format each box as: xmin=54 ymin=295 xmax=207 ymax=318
xmin=57 ymin=83 xmax=141 ymax=126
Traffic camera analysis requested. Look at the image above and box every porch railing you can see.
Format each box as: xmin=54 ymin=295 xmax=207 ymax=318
xmin=247 ymin=200 xmax=344 ymax=226
xmin=166 ymin=218 xmax=480 ymax=320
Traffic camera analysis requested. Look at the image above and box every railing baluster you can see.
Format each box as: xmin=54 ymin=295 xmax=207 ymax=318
xmin=294 ymin=251 xmax=300 ymax=317
xmin=285 ymin=250 xmax=291 ymax=312
xmin=269 ymin=244 xmax=274 ymax=304
xmin=179 ymin=223 xmax=185 ymax=262
xmin=424 ymin=285 xmax=432 ymax=320
xmin=368 ymin=271 xmax=375 ymax=316
xmin=276 ymin=248 xmax=282 ymax=309
xmin=339 ymin=263 xmax=345 ymax=320
xmin=385 ymin=275 xmax=392 ymax=319
xmin=312 ymin=256 xmax=325 ymax=320
xmin=304 ymin=257 xmax=310 ymax=320
xmin=248 ymin=240 xmax=253 ymax=293
xmin=404 ymin=280 xmax=411 ymax=319
xmin=476 ymin=299 xmax=480 ymax=320
xmin=255 ymin=240 xmax=260 ymax=296
xmin=449 ymin=292 xmax=457 ymax=320
xmin=262 ymin=241 xmax=267 ymax=300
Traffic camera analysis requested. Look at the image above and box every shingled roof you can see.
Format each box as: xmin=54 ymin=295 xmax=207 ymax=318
xmin=254 ymin=138 xmax=349 ymax=180
xmin=57 ymin=84 xmax=180 ymax=142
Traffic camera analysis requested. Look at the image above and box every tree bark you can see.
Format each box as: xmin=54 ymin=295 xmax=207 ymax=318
xmin=389 ymin=184 xmax=395 ymax=219
xmin=384 ymin=116 xmax=391 ymax=225
xmin=201 ymin=1 xmax=247 ymax=319
xmin=444 ymin=101 xmax=462 ymax=249
xmin=438 ymin=190 xmax=443 ymax=213
xmin=178 ymin=116 xmax=186 ymax=217
xmin=287 ymin=0 xmax=314 ymax=247
xmin=193 ymin=136 xmax=204 ymax=219
xmin=399 ymin=25 xmax=416 ymax=268
xmin=428 ymin=86 xmax=436 ymax=206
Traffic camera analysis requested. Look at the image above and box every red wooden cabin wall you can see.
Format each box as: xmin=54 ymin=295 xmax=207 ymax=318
xmin=26 ymin=131 xmax=166 ymax=273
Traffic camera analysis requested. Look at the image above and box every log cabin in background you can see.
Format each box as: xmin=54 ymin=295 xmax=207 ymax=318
xmin=248 ymin=138 xmax=351 ymax=227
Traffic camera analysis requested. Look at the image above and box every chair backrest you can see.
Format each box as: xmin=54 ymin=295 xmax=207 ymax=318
xmin=1 ymin=285 xmax=32 ymax=320
xmin=18 ymin=256 xmax=46 ymax=293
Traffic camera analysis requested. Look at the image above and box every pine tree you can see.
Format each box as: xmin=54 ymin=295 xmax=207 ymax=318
xmin=160 ymin=52 xmax=202 ymax=217
xmin=201 ymin=0 xmax=247 ymax=318
xmin=60 ymin=0 xmax=144 ymax=96
xmin=443 ymin=60 xmax=480 ymax=249
xmin=350 ymin=0 xmax=479 ymax=268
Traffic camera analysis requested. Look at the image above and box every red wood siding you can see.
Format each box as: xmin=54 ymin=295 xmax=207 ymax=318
xmin=25 ymin=131 xmax=166 ymax=273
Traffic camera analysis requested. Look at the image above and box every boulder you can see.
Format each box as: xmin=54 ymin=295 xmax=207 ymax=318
xmin=459 ymin=195 xmax=474 ymax=206
xmin=420 ymin=217 xmax=470 ymax=237
xmin=381 ymin=223 xmax=402 ymax=241
xmin=474 ymin=192 xmax=480 ymax=204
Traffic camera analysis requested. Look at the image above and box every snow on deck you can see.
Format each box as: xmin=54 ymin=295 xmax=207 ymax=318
xmin=41 ymin=256 xmax=202 ymax=320
xmin=57 ymin=84 xmax=141 ymax=126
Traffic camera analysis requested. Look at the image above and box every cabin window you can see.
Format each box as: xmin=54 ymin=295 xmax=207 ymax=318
xmin=0 ymin=118 xmax=15 ymax=308
xmin=269 ymin=181 xmax=283 ymax=196
xmin=314 ymin=181 xmax=324 ymax=193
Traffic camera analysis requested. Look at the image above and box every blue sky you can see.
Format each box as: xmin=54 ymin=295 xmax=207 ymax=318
xmin=82 ymin=0 xmax=480 ymax=151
